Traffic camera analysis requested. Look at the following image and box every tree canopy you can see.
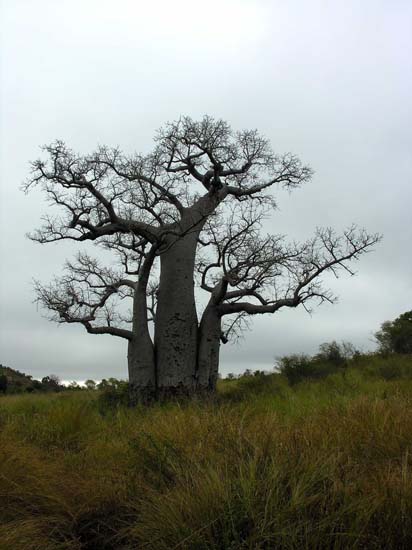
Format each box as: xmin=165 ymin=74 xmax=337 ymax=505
xmin=375 ymin=311 xmax=412 ymax=354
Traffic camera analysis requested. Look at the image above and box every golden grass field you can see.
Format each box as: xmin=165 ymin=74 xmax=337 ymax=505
xmin=1 ymin=354 xmax=412 ymax=549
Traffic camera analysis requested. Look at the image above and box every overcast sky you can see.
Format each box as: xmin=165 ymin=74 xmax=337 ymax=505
xmin=1 ymin=0 xmax=411 ymax=382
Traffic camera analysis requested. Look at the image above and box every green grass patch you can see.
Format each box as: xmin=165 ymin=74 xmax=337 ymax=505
xmin=1 ymin=354 xmax=412 ymax=548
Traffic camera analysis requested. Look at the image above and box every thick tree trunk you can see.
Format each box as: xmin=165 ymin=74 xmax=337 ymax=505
xmin=128 ymin=286 xmax=156 ymax=404
xmin=197 ymin=304 xmax=222 ymax=392
xmin=128 ymin=247 xmax=156 ymax=404
xmin=152 ymin=196 xmax=223 ymax=399
xmin=154 ymin=230 xmax=199 ymax=397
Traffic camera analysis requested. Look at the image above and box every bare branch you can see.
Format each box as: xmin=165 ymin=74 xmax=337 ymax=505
xmin=155 ymin=117 xmax=313 ymax=202
xmin=34 ymin=252 xmax=138 ymax=340
xmin=25 ymin=119 xmax=313 ymax=254
xmin=24 ymin=142 xmax=166 ymax=245
xmin=221 ymin=311 xmax=251 ymax=344
xmin=197 ymin=202 xmax=380 ymax=324
xmin=215 ymin=225 xmax=381 ymax=317
xmin=226 ymin=153 xmax=313 ymax=198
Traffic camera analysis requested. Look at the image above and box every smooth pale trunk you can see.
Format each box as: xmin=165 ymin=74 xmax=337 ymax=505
xmin=153 ymin=196 xmax=223 ymax=398
xmin=127 ymin=285 xmax=156 ymax=403
xmin=197 ymin=305 xmax=222 ymax=391
xmin=128 ymin=249 xmax=156 ymax=403
xmin=154 ymin=231 xmax=199 ymax=396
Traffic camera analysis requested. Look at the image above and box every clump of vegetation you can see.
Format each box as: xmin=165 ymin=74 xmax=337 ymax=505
xmin=97 ymin=379 xmax=130 ymax=412
xmin=277 ymin=340 xmax=357 ymax=385
xmin=1 ymin=352 xmax=412 ymax=549
xmin=0 ymin=365 xmax=65 ymax=394
xmin=375 ymin=310 xmax=412 ymax=354
xmin=0 ymin=366 xmax=126 ymax=398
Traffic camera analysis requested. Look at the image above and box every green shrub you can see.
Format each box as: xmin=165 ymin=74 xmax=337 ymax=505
xmin=97 ymin=380 xmax=130 ymax=413
xmin=375 ymin=310 xmax=412 ymax=354
xmin=367 ymin=355 xmax=412 ymax=380
xmin=316 ymin=340 xmax=358 ymax=365
xmin=220 ymin=371 xmax=286 ymax=403
xmin=278 ymin=354 xmax=340 ymax=385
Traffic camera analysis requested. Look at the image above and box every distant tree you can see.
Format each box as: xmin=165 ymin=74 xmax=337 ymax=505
xmin=316 ymin=341 xmax=344 ymax=365
xmin=0 ymin=374 xmax=8 ymax=394
xmin=41 ymin=374 xmax=61 ymax=392
xmin=278 ymin=354 xmax=313 ymax=385
xmin=254 ymin=370 xmax=265 ymax=377
xmin=315 ymin=340 xmax=358 ymax=366
xmin=375 ymin=311 xmax=412 ymax=354
xmin=84 ymin=379 xmax=97 ymax=390
xmin=107 ymin=378 xmax=121 ymax=389
xmin=97 ymin=379 xmax=109 ymax=390
xmin=26 ymin=116 xmax=380 ymax=402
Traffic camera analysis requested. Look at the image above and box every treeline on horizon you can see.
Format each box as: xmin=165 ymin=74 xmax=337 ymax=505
xmin=1 ymin=310 xmax=411 ymax=400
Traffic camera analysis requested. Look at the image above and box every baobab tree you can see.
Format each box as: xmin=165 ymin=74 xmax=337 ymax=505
xmin=26 ymin=116 xmax=380 ymax=401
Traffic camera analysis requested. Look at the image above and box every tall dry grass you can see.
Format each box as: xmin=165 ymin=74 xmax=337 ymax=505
xmin=1 ymin=355 xmax=412 ymax=549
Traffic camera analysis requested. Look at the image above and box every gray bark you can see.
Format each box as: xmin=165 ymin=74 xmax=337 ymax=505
xmin=197 ymin=304 xmax=222 ymax=392
xmin=154 ymin=230 xmax=200 ymax=396
xmin=128 ymin=248 xmax=156 ymax=403
xmin=127 ymin=289 xmax=156 ymax=403
xmin=154 ymin=198 xmax=219 ymax=397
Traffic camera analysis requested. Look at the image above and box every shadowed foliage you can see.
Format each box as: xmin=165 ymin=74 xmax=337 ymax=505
xmin=375 ymin=310 xmax=412 ymax=355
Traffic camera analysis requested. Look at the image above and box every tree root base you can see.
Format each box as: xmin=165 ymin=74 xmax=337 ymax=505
xmin=128 ymin=382 xmax=217 ymax=406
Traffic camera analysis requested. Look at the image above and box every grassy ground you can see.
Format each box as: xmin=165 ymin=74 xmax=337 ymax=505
xmin=1 ymin=355 xmax=412 ymax=549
